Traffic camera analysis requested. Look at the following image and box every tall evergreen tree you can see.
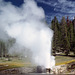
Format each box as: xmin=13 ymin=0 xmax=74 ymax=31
xmin=72 ymin=17 xmax=75 ymax=54
xmin=69 ymin=21 xmax=74 ymax=49
xmin=51 ymin=16 xmax=60 ymax=54
xmin=60 ymin=17 xmax=70 ymax=55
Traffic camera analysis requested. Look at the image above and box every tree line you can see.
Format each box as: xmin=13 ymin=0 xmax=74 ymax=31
xmin=0 ymin=38 xmax=15 ymax=58
xmin=51 ymin=16 xmax=75 ymax=55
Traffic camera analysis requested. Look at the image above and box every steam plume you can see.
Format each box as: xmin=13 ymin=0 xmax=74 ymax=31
xmin=0 ymin=0 xmax=55 ymax=68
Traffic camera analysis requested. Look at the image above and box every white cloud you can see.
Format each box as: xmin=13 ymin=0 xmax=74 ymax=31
xmin=58 ymin=0 xmax=67 ymax=3
xmin=36 ymin=0 xmax=75 ymax=13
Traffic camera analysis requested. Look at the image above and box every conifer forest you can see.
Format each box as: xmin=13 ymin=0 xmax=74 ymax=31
xmin=51 ymin=16 xmax=75 ymax=55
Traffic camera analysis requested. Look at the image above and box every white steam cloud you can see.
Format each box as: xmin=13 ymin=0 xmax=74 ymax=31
xmin=0 ymin=0 xmax=55 ymax=68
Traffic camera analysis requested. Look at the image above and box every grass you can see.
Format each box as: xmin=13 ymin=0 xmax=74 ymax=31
xmin=55 ymin=53 xmax=75 ymax=65
xmin=0 ymin=62 xmax=32 ymax=71
xmin=0 ymin=54 xmax=75 ymax=72
xmin=0 ymin=57 xmax=33 ymax=71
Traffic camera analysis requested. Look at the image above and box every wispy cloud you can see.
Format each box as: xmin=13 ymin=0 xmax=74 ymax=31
xmin=36 ymin=0 xmax=75 ymax=23
xmin=36 ymin=0 xmax=58 ymax=7
xmin=36 ymin=0 xmax=75 ymax=13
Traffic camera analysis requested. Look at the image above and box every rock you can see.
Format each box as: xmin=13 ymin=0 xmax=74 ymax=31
xmin=5 ymin=58 xmax=8 ymax=61
xmin=51 ymin=65 xmax=67 ymax=74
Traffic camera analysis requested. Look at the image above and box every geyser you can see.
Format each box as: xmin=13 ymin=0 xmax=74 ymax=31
xmin=0 ymin=0 xmax=55 ymax=69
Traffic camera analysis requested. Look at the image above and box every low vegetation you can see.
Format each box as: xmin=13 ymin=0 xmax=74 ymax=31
xmin=55 ymin=52 xmax=75 ymax=65
xmin=56 ymin=56 xmax=75 ymax=66
xmin=0 ymin=57 xmax=33 ymax=71
xmin=0 ymin=54 xmax=75 ymax=72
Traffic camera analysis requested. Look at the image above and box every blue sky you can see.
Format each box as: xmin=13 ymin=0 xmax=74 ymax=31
xmin=4 ymin=0 xmax=75 ymax=23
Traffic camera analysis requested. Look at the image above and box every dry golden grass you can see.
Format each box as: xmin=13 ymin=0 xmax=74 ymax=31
xmin=0 ymin=62 xmax=32 ymax=71
xmin=0 ymin=58 xmax=32 ymax=71
xmin=56 ymin=59 xmax=75 ymax=66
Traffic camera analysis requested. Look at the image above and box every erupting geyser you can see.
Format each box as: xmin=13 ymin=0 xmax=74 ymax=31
xmin=0 ymin=0 xmax=55 ymax=70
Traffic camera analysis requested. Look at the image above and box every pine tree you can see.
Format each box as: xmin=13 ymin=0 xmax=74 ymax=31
xmin=69 ymin=21 xmax=74 ymax=50
xmin=60 ymin=17 xmax=70 ymax=55
xmin=51 ymin=16 xmax=59 ymax=55
xmin=72 ymin=17 xmax=75 ymax=54
xmin=66 ymin=17 xmax=70 ymax=44
xmin=1 ymin=41 xmax=4 ymax=58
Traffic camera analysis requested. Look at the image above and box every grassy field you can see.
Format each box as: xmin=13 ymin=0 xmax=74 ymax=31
xmin=0 ymin=57 xmax=33 ymax=71
xmin=55 ymin=52 xmax=75 ymax=65
xmin=55 ymin=55 xmax=75 ymax=65
xmin=0 ymin=54 xmax=75 ymax=71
